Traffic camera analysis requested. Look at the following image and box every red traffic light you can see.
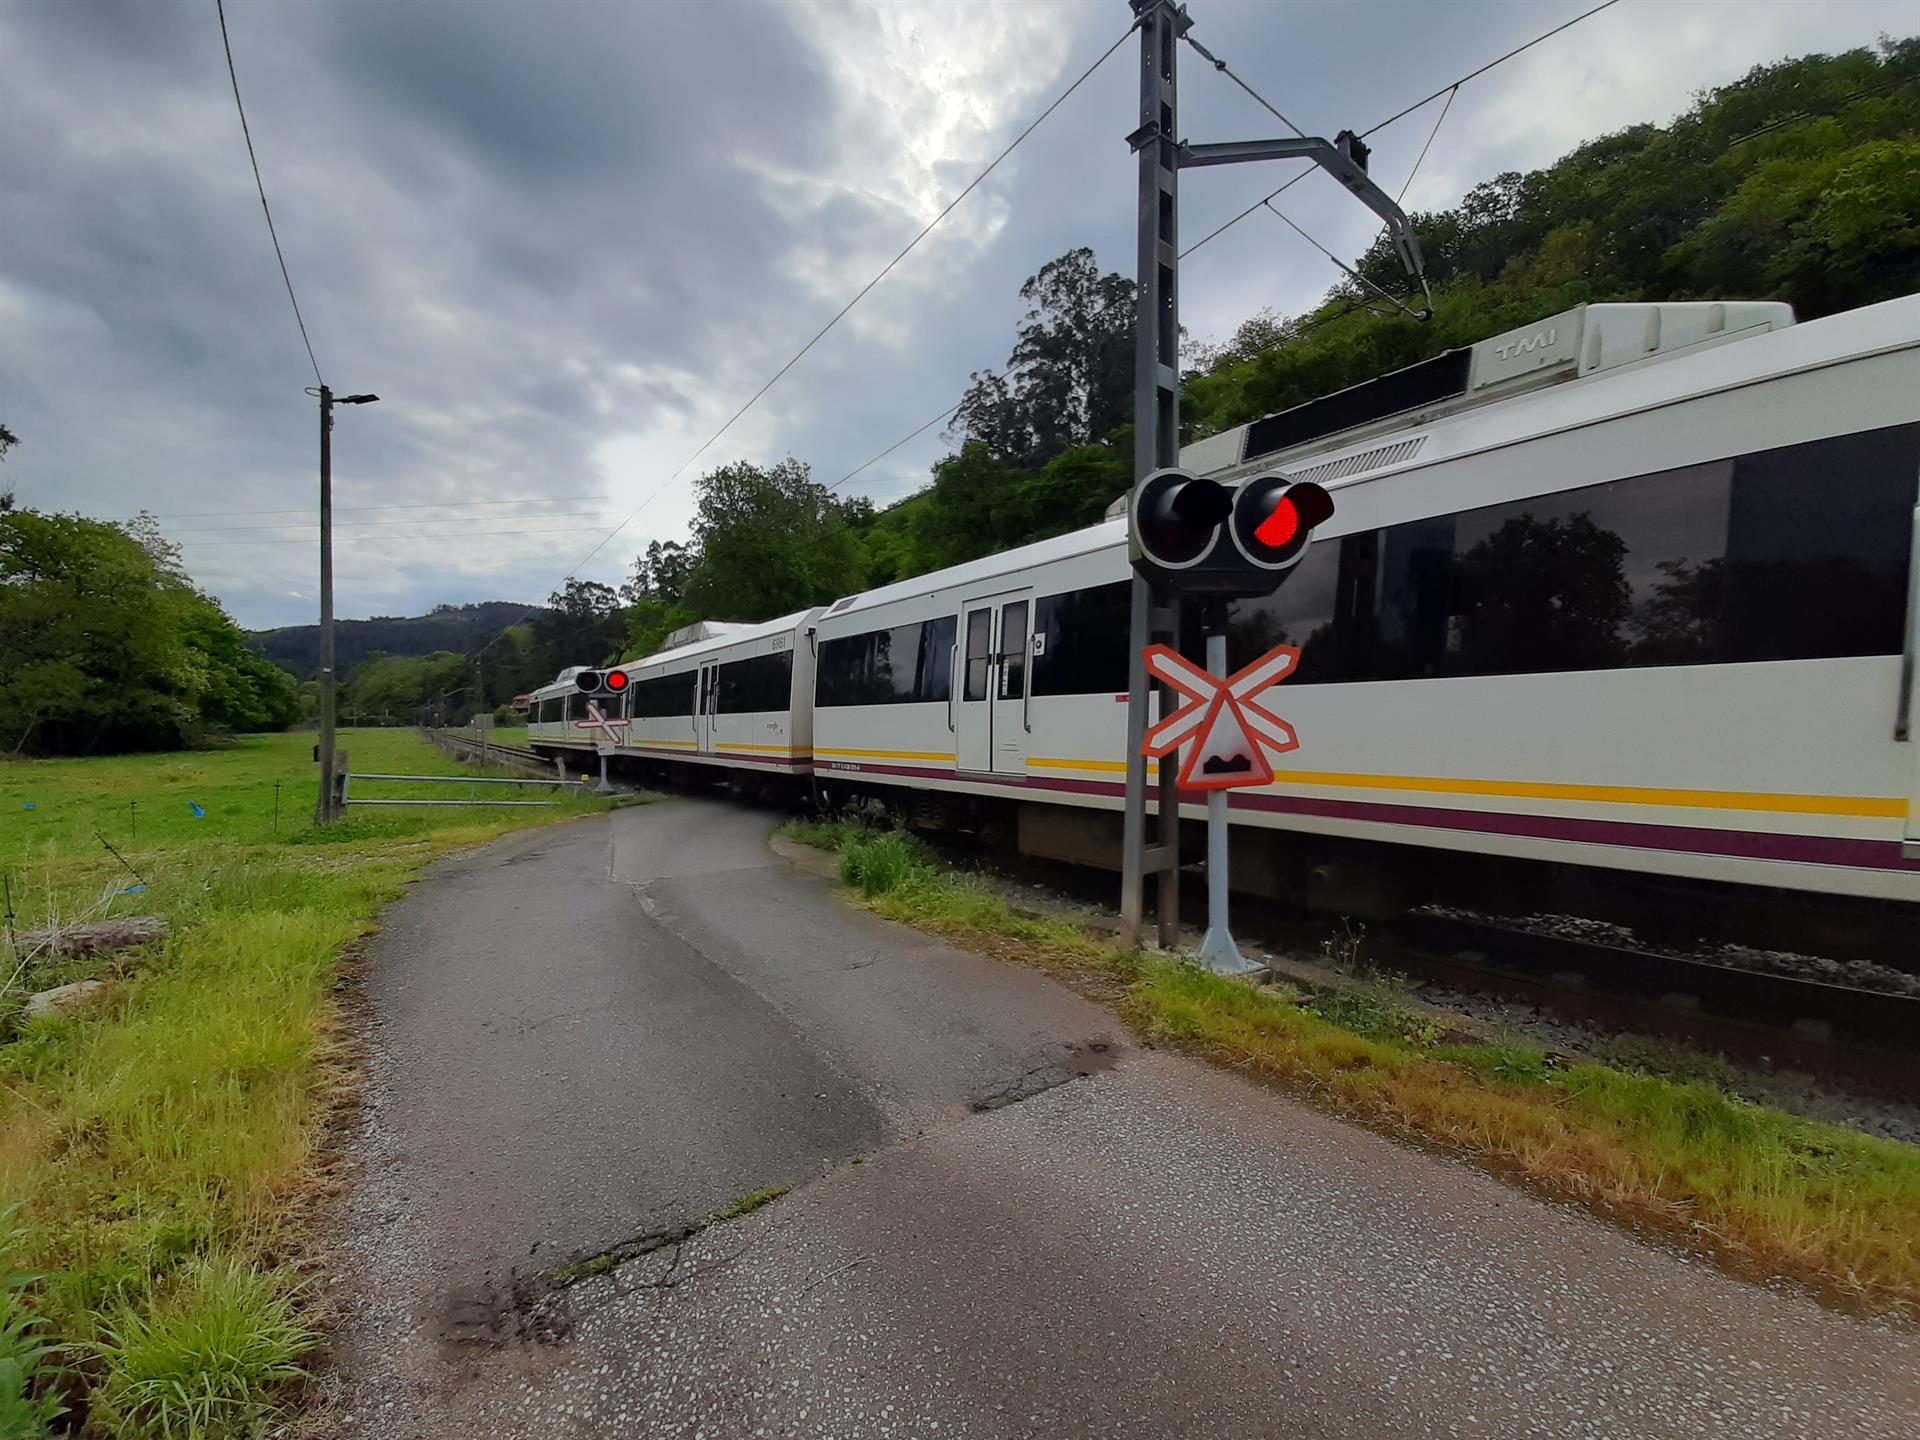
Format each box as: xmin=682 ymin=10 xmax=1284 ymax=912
xmin=604 ymin=669 xmax=629 ymax=692
xmin=1231 ymin=478 xmax=1334 ymax=571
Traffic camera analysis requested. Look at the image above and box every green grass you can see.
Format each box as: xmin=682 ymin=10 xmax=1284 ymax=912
xmin=470 ymin=725 xmax=529 ymax=750
xmin=0 ymin=730 xmax=607 ymax=1433
xmin=707 ymin=1186 xmax=787 ymax=1225
xmin=784 ymin=819 xmax=1920 ymax=1314
xmin=89 ymin=1258 xmax=312 ymax=1440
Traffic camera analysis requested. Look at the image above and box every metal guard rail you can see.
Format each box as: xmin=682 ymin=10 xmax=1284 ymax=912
xmin=342 ymin=771 xmax=580 ymax=809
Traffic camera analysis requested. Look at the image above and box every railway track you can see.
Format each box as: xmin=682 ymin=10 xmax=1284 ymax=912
xmin=911 ymin=832 xmax=1920 ymax=1103
xmin=1365 ymin=913 xmax=1920 ymax=1101
xmin=427 ymin=729 xmax=550 ymax=769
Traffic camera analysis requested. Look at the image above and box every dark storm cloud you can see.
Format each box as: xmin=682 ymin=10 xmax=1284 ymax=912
xmin=0 ymin=0 xmax=1907 ymax=628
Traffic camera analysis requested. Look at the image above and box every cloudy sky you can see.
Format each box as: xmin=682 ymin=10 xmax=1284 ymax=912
xmin=2 ymin=0 xmax=1910 ymax=630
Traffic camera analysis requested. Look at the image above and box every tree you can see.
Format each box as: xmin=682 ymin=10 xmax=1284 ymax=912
xmin=621 ymin=539 xmax=692 ymax=606
xmin=0 ymin=502 xmax=296 ymax=753
xmin=534 ymin=577 xmax=627 ymax=673
xmin=1185 ymin=37 xmax=1920 ymax=439
xmin=681 ymin=458 xmax=865 ymax=621
xmin=2 ymin=420 xmax=18 ymax=513
xmin=950 ymin=248 xmax=1135 ymax=467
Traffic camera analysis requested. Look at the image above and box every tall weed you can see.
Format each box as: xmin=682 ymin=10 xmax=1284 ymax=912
xmin=0 ymin=1206 xmax=64 ymax=1439
xmin=90 ymin=1258 xmax=313 ymax=1440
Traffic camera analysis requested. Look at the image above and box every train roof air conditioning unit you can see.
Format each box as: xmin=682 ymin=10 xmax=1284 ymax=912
xmin=1183 ymin=300 xmax=1795 ymax=477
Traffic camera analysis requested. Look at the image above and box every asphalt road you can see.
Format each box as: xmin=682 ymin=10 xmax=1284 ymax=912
xmin=313 ymin=798 xmax=1920 ymax=1438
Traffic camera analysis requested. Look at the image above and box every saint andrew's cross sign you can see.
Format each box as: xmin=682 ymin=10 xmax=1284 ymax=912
xmin=575 ymin=700 xmax=629 ymax=751
xmin=1141 ymin=643 xmax=1301 ymax=791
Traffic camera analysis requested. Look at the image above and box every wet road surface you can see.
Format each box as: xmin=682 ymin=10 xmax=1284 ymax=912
xmin=313 ymin=798 xmax=1920 ymax=1438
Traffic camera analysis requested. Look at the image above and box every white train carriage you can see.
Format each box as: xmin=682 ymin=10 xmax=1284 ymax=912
xmin=814 ymin=297 xmax=1920 ymax=906
xmin=529 ymin=612 xmax=821 ymax=781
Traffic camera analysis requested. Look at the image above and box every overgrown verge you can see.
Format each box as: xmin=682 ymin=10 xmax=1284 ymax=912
xmin=778 ymin=819 xmax=1920 ymax=1316
xmin=0 ymin=731 xmax=607 ymax=1435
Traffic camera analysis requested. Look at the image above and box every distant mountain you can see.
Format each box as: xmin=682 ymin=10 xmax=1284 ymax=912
xmin=250 ymin=600 xmax=545 ymax=680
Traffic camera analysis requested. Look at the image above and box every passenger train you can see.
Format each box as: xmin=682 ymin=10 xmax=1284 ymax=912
xmin=530 ymin=296 xmax=1920 ymax=924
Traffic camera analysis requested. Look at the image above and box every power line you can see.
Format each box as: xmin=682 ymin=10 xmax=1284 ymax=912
xmin=175 ymin=525 xmax=616 ymax=548
xmin=1181 ymin=32 xmax=1306 ymax=137
xmin=1182 ymin=0 xmax=1623 ymax=262
xmin=129 ymin=494 xmax=615 ymax=520
xmin=546 ymin=17 xmax=1144 ymax=599
xmin=1360 ymin=0 xmax=1624 ymax=139
xmin=215 ymin=0 xmax=322 ymax=387
xmin=1181 ymin=169 xmax=1313 ymax=260
xmin=1258 ymin=202 xmax=1425 ymax=320
xmin=1398 ymin=84 xmax=1458 ymax=203
xmin=156 ymin=512 xmax=628 ymax=536
xmin=828 ymin=403 xmax=960 ymax=493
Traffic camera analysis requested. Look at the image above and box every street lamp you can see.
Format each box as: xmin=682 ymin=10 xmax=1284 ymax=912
xmin=310 ymin=385 xmax=380 ymax=825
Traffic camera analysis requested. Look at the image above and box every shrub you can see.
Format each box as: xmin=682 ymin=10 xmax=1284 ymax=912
xmin=91 ymin=1258 xmax=313 ymax=1440
xmin=839 ymin=831 xmax=928 ymax=897
xmin=0 ymin=1207 xmax=64 ymax=1439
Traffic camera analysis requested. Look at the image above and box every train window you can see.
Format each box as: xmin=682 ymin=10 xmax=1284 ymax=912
xmin=1032 ymin=581 xmax=1133 ymax=696
xmin=963 ymin=609 xmax=993 ymax=702
xmin=631 ymin=671 xmax=696 ymax=719
xmin=1197 ymin=421 xmax=1919 ymax=684
xmin=1719 ymin=425 xmax=1919 ymax=662
xmin=1445 ymin=458 xmax=1734 ymax=676
xmin=566 ymin=693 xmax=586 ymax=722
xmin=816 ymin=617 xmax=955 ymax=705
xmin=1223 ymin=537 xmax=1346 ymax=676
xmin=998 ymin=600 xmax=1028 ymax=698
xmin=716 ymin=651 xmax=792 ymax=713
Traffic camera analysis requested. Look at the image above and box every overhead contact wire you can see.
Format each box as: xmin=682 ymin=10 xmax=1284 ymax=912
xmin=548 ymin=17 xmax=1142 ymax=595
xmin=215 ymin=0 xmax=323 ymax=387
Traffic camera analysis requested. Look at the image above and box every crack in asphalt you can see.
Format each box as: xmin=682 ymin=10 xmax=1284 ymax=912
xmin=969 ymin=1040 xmax=1120 ymax=1112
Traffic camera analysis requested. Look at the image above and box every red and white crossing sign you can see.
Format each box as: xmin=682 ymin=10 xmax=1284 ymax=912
xmin=574 ymin=700 xmax=629 ymax=748
xmin=1141 ymin=643 xmax=1301 ymax=791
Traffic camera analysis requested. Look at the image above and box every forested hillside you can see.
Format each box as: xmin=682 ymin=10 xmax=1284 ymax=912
xmin=1183 ymin=36 xmax=1920 ymax=434
xmin=252 ymin=600 xmax=543 ymax=680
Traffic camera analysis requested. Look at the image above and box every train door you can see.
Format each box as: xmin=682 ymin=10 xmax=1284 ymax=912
xmin=955 ymin=589 xmax=1032 ymax=776
xmin=1906 ymin=499 xmax=1920 ymax=860
xmin=695 ymin=663 xmax=717 ymax=755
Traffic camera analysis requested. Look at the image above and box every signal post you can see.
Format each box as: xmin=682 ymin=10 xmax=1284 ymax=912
xmin=1119 ymin=0 xmax=1429 ymax=958
xmin=570 ymin=668 xmax=630 ymax=795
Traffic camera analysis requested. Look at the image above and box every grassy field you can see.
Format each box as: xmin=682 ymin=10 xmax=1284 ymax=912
xmin=0 ymin=730 xmax=606 ymax=1436
xmin=783 ymin=820 xmax=1920 ymax=1317
xmin=467 ymin=725 xmax=529 ymax=750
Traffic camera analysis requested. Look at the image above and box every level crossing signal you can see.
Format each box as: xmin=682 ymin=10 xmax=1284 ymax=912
xmin=573 ymin=668 xmax=629 ymax=696
xmin=1130 ymin=468 xmax=1335 ymax=596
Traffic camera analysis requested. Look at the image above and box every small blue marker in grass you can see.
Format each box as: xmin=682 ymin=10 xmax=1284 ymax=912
xmin=190 ymin=802 xmax=206 ymax=819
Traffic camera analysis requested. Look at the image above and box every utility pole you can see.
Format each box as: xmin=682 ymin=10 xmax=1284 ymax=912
xmin=310 ymin=385 xmax=380 ymax=825
xmin=1120 ymin=0 xmax=1189 ymax=949
xmin=314 ymin=385 xmax=337 ymax=826
xmin=1116 ymin=0 xmax=1430 ymax=956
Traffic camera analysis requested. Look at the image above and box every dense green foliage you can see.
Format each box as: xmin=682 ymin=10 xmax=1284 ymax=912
xmin=1185 ymin=39 xmax=1920 ymax=436
xmin=0 ymin=509 xmax=299 ymax=756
